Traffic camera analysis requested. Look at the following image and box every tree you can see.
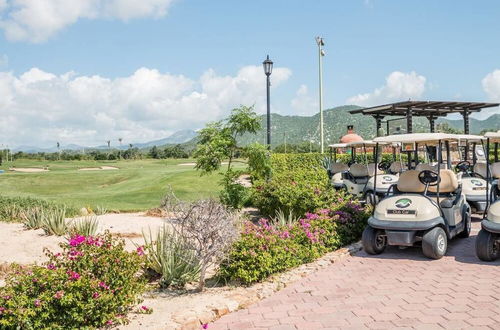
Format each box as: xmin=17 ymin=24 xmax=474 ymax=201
xmin=194 ymin=105 xmax=261 ymax=174
xmin=106 ymin=140 xmax=111 ymax=150
xmin=149 ymin=146 xmax=160 ymax=159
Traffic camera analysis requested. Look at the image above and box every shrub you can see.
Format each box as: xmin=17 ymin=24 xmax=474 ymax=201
xmin=219 ymin=170 xmax=251 ymax=210
xmin=95 ymin=205 xmax=108 ymax=215
xmin=21 ymin=207 xmax=45 ymax=229
xmin=217 ymin=198 xmax=369 ymax=284
xmin=0 ymin=232 xmax=147 ymax=328
xmin=42 ymin=207 xmax=68 ymax=236
xmin=70 ymin=215 xmax=99 ymax=237
xmin=142 ymin=226 xmax=201 ymax=288
xmin=0 ymin=196 xmax=78 ymax=223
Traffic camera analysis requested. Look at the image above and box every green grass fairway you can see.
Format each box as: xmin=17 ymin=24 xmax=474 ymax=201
xmin=0 ymin=159 xmax=242 ymax=211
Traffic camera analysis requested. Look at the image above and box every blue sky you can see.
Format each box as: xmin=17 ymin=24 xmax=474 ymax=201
xmin=0 ymin=0 xmax=499 ymax=147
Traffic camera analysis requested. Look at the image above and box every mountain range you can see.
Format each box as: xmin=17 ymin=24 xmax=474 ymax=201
xmin=12 ymin=105 xmax=500 ymax=152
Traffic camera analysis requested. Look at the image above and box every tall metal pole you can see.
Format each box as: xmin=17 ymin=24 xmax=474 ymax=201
xmin=266 ymin=73 xmax=271 ymax=148
xmin=316 ymin=37 xmax=325 ymax=154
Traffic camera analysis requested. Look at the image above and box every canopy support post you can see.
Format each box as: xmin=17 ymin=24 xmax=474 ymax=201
xmin=463 ymin=108 xmax=470 ymax=134
xmin=406 ymin=108 xmax=413 ymax=133
xmin=428 ymin=115 xmax=435 ymax=133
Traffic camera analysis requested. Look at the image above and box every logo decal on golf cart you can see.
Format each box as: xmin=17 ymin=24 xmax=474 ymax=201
xmin=395 ymin=198 xmax=412 ymax=208
xmin=471 ymin=179 xmax=483 ymax=186
xmin=383 ymin=176 xmax=393 ymax=181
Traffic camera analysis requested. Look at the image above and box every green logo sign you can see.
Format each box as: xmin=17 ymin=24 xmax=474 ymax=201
xmin=395 ymin=198 xmax=412 ymax=208
xmin=383 ymin=176 xmax=393 ymax=181
xmin=471 ymin=179 xmax=483 ymax=186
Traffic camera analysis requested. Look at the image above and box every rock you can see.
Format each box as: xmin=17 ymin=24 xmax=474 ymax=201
xmin=80 ymin=207 xmax=89 ymax=216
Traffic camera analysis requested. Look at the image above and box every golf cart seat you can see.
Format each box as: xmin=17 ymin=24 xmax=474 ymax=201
xmin=367 ymin=163 xmax=384 ymax=176
xmin=389 ymin=161 xmax=406 ymax=174
xmin=428 ymin=170 xmax=459 ymax=193
xmin=396 ymin=170 xmax=425 ymax=193
xmin=474 ymin=163 xmax=488 ymax=178
xmin=346 ymin=163 xmax=369 ymax=183
xmin=330 ymin=163 xmax=349 ymax=174
xmin=491 ymin=162 xmax=500 ymax=179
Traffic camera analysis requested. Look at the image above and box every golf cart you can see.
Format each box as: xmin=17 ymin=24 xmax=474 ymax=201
xmin=342 ymin=140 xmax=399 ymax=205
xmin=454 ymin=135 xmax=490 ymax=213
xmin=362 ymin=133 xmax=471 ymax=260
xmin=327 ymin=143 xmax=349 ymax=189
xmin=475 ymin=131 xmax=500 ymax=261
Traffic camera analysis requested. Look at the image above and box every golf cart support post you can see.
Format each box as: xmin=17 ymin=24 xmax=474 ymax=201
xmin=350 ymin=101 xmax=499 ymax=135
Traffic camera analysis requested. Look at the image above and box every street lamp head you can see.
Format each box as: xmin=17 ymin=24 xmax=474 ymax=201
xmin=315 ymin=36 xmax=324 ymax=46
xmin=262 ymin=55 xmax=273 ymax=76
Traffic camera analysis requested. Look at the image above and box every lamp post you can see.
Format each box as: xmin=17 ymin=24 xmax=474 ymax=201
xmin=315 ymin=36 xmax=325 ymax=154
xmin=263 ymin=55 xmax=273 ymax=148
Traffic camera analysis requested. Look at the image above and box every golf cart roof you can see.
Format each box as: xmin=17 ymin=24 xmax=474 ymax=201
xmin=328 ymin=143 xmax=347 ymax=148
xmin=454 ymin=134 xmax=485 ymax=143
xmin=485 ymin=131 xmax=500 ymax=142
xmin=345 ymin=140 xmax=378 ymax=147
xmin=373 ymin=133 xmax=461 ymax=145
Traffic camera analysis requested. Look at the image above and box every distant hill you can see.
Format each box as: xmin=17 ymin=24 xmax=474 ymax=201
xmin=237 ymin=105 xmax=500 ymax=147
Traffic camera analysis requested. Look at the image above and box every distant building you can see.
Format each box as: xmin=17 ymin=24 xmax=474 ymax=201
xmin=340 ymin=125 xmax=363 ymax=144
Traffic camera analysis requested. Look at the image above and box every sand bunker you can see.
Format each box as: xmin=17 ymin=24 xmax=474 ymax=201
xmin=9 ymin=167 xmax=49 ymax=173
xmin=78 ymin=166 xmax=119 ymax=171
xmin=178 ymin=162 xmax=196 ymax=166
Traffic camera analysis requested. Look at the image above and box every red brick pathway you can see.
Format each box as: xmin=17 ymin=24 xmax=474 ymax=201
xmin=212 ymin=219 xmax=500 ymax=329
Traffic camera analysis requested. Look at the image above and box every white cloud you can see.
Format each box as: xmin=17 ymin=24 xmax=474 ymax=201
xmin=481 ymin=69 xmax=500 ymax=118
xmin=0 ymin=0 xmax=175 ymax=43
xmin=347 ymin=71 xmax=426 ymax=106
xmin=0 ymin=65 xmax=292 ymax=148
xmin=290 ymin=84 xmax=318 ymax=115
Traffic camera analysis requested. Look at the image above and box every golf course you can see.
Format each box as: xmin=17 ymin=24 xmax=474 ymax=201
xmin=0 ymin=159 xmax=240 ymax=211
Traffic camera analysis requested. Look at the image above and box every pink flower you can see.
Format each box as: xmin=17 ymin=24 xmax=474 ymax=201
xmin=141 ymin=305 xmax=148 ymax=311
xmin=202 ymin=324 xmax=208 ymax=329
xmin=54 ymin=290 xmax=64 ymax=299
xmin=47 ymin=263 xmax=56 ymax=270
xmin=67 ymin=271 xmax=81 ymax=281
xmin=106 ymin=320 xmax=113 ymax=325
xmin=99 ymin=281 xmax=110 ymax=290
xmin=0 ymin=307 xmax=5 ymax=314
xmin=69 ymin=235 xmax=86 ymax=247
xmin=280 ymin=231 xmax=290 ymax=239
xmin=136 ymin=246 xmax=145 ymax=256
xmin=92 ymin=292 xmax=100 ymax=299
xmin=34 ymin=299 xmax=41 ymax=307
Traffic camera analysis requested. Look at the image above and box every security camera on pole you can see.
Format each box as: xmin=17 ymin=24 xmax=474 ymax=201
xmin=315 ymin=36 xmax=325 ymax=154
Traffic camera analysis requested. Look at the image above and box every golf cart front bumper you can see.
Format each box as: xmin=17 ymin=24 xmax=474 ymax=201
xmin=481 ymin=220 xmax=500 ymax=234
xmin=368 ymin=216 xmax=445 ymax=231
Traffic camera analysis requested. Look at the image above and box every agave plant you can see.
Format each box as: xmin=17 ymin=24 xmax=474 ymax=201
xmin=42 ymin=207 xmax=68 ymax=236
xmin=321 ymin=155 xmax=332 ymax=171
xmin=95 ymin=205 xmax=108 ymax=216
xmin=142 ymin=225 xmax=201 ymax=288
xmin=271 ymin=208 xmax=299 ymax=227
xmin=70 ymin=215 xmax=99 ymax=236
xmin=21 ymin=207 xmax=45 ymax=230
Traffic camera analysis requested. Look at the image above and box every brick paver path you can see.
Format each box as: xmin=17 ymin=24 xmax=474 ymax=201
xmin=212 ymin=219 xmax=500 ymax=329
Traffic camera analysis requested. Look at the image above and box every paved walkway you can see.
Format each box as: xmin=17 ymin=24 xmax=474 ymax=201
xmin=212 ymin=218 xmax=500 ymax=329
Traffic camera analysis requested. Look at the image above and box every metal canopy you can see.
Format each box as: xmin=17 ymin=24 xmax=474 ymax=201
xmin=349 ymin=100 xmax=499 ymax=135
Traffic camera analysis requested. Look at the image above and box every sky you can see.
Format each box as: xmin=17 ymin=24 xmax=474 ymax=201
xmin=0 ymin=0 xmax=500 ymax=148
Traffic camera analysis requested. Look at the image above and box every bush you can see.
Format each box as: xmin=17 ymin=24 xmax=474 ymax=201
xmin=219 ymin=170 xmax=251 ymax=210
xmin=0 ymin=196 xmax=78 ymax=223
xmin=21 ymin=207 xmax=45 ymax=229
xmin=69 ymin=215 xmax=99 ymax=237
xmin=143 ymin=226 xmax=201 ymax=288
xmin=42 ymin=207 xmax=68 ymax=236
xmin=217 ymin=198 xmax=369 ymax=284
xmin=0 ymin=232 xmax=147 ymax=328
xmin=252 ymin=153 xmax=338 ymax=217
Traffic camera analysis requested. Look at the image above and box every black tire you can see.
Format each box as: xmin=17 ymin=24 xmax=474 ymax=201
xmin=362 ymin=226 xmax=386 ymax=255
xmin=422 ymin=227 xmax=447 ymax=259
xmin=475 ymin=229 xmax=499 ymax=262
xmin=458 ymin=210 xmax=471 ymax=238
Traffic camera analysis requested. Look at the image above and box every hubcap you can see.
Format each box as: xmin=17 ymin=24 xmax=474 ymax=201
xmin=375 ymin=233 xmax=385 ymax=249
xmin=437 ymin=234 xmax=446 ymax=252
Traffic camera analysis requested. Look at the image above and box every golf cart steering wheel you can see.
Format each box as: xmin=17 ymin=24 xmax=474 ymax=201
xmin=418 ymin=170 xmax=440 ymax=186
xmin=455 ymin=160 xmax=471 ymax=173
xmin=378 ymin=161 xmax=390 ymax=171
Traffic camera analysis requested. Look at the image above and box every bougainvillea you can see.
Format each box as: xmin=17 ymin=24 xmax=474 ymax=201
xmin=0 ymin=231 xmax=147 ymax=328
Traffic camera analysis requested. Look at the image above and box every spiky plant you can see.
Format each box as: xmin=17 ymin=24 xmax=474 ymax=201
xmin=21 ymin=207 xmax=45 ymax=230
xmin=42 ymin=207 xmax=68 ymax=236
xmin=271 ymin=208 xmax=299 ymax=227
xmin=69 ymin=215 xmax=99 ymax=237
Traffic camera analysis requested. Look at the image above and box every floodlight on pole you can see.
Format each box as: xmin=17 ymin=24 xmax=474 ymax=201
xmin=316 ymin=36 xmax=325 ymax=154
xmin=262 ymin=55 xmax=273 ymax=148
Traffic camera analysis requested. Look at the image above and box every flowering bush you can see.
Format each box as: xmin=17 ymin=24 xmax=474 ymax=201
xmin=0 ymin=232 xmax=147 ymax=328
xmin=217 ymin=198 xmax=370 ymax=284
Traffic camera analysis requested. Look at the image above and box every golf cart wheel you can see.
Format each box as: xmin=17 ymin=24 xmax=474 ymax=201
xmin=475 ymin=229 xmax=499 ymax=262
xmin=458 ymin=210 xmax=472 ymax=238
xmin=362 ymin=226 xmax=386 ymax=255
xmin=422 ymin=227 xmax=447 ymax=259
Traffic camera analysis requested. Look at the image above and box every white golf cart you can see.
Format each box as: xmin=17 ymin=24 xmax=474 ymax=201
xmin=475 ymin=131 xmax=500 ymax=261
xmin=327 ymin=143 xmax=349 ymax=189
xmin=342 ymin=140 xmax=399 ymax=205
xmin=362 ymin=133 xmax=471 ymax=259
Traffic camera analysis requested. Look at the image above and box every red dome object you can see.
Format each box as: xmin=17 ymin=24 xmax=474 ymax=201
xmin=340 ymin=125 xmax=363 ymax=143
